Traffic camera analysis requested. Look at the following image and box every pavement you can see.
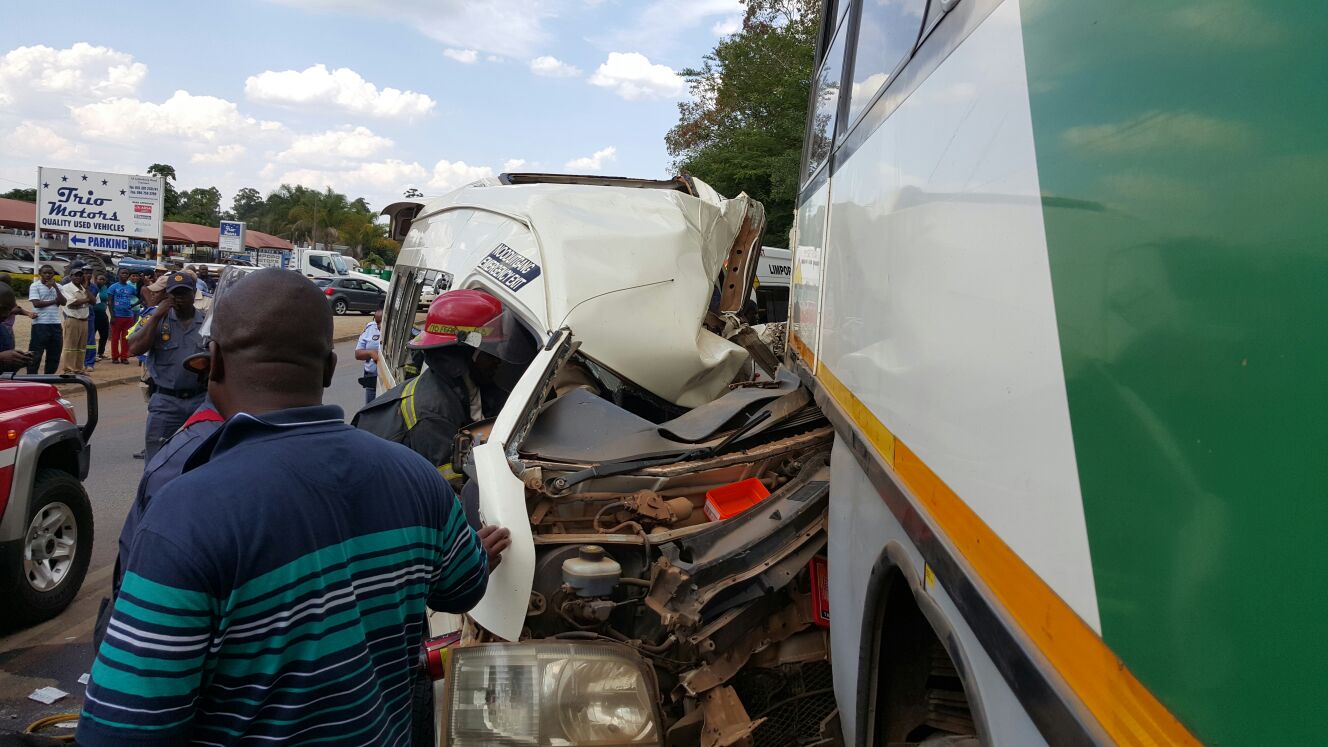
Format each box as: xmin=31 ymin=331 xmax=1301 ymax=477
xmin=0 ymin=337 xmax=376 ymax=742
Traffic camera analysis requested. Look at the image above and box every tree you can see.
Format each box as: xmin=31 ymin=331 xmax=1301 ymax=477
xmin=2 ymin=187 xmax=36 ymax=202
xmin=665 ymin=0 xmax=818 ymax=247
xmin=287 ymin=188 xmax=352 ymax=249
xmin=175 ymin=187 xmax=222 ymax=225
xmin=231 ymin=187 xmax=263 ymax=223
xmin=147 ymin=163 xmax=181 ymax=217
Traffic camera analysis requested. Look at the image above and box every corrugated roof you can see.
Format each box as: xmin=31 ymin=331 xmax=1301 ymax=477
xmin=0 ymin=198 xmax=292 ymax=250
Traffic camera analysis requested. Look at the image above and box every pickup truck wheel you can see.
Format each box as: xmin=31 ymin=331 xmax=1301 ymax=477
xmin=4 ymin=469 xmax=93 ymax=625
xmin=333 ymin=298 xmax=349 ymax=315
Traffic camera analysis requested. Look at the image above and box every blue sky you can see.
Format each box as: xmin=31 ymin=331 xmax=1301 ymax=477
xmin=0 ymin=0 xmax=743 ymax=211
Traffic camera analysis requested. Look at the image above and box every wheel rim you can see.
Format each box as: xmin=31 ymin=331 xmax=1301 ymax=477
xmin=23 ymin=502 xmax=78 ymax=592
xmin=335 ymin=300 xmax=347 ymax=314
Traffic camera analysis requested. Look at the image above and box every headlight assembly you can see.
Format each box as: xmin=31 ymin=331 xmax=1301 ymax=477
xmin=444 ymin=641 xmax=662 ymax=746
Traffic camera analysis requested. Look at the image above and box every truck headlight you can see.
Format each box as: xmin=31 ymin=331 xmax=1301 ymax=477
xmin=445 ymin=642 xmax=661 ymax=746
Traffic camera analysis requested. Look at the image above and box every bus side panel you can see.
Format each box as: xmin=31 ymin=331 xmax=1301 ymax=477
xmin=1018 ymin=2 xmax=1328 ymax=741
xmin=815 ymin=1 xmax=1100 ymax=628
xmin=828 ymin=438 xmax=1045 ymax=747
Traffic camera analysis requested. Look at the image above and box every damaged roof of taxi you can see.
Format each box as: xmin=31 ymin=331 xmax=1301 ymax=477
xmin=386 ymin=173 xmax=766 ymax=408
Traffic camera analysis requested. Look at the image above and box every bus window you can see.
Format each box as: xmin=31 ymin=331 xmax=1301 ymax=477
xmin=845 ymin=0 xmax=927 ymax=127
xmin=805 ymin=17 xmax=849 ymax=180
xmin=833 ymin=0 xmax=850 ymax=27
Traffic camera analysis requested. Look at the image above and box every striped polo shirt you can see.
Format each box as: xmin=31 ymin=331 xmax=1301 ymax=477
xmin=78 ymin=405 xmax=488 ymax=746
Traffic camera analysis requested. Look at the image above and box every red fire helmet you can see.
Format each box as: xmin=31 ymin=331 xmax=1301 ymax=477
xmin=408 ymin=289 xmax=506 ymax=351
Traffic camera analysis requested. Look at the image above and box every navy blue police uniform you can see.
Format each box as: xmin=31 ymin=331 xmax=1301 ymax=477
xmin=143 ymin=274 xmax=208 ymax=460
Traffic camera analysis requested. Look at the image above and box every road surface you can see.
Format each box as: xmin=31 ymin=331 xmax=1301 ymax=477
xmin=0 ymin=338 xmax=372 ymax=738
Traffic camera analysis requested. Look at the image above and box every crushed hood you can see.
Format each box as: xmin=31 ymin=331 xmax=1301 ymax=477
xmin=395 ymin=177 xmax=753 ymax=407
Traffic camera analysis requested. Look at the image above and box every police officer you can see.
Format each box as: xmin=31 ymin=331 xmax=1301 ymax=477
xmin=128 ymin=270 xmax=208 ymax=461
xmin=355 ymin=302 xmax=383 ymax=405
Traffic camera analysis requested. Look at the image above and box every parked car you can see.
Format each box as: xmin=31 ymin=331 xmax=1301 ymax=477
xmin=315 ymin=276 xmax=386 ymax=315
xmin=115 ymin=256 xmax=158 ymax=274
xmin=349 ymin=271 xmax=389 ymax=293
xmin=0 ymin=374 xmax=98 ymax=625
xmin=416 ymin=269 xmax=450 ymax=309
xmin=0 ymin=247 xmax=69 ymax=277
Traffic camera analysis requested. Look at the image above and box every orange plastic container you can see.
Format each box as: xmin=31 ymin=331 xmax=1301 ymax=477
xmin=704 ymin=478 xmax=771 ymax=521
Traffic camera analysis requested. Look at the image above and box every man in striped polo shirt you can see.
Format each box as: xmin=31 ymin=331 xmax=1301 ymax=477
xmin=79 ymin=269 xmax=493 ymax=746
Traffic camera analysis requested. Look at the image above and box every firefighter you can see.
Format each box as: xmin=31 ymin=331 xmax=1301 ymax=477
xmin=353 ymin=289 xmax=535 ymax=483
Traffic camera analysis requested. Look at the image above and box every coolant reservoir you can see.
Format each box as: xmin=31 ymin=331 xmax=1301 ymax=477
xmin=562 ymin=545 xmax=622 ymax=597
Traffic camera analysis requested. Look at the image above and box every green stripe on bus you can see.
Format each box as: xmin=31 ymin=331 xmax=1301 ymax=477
xmin=1019 ymin=2 xmax=1328 ymax=743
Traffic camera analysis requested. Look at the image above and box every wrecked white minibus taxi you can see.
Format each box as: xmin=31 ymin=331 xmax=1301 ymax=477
xmin=379 ymin=174 xmax=836 ymax=746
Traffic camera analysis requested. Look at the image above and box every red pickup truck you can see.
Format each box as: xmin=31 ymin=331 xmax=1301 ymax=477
xmin=0 ymin=374 xmax=97 ymax=626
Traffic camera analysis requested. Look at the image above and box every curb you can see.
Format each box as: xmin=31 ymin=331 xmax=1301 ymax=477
xmin=79 ymin=332 xmax=364 ymax=391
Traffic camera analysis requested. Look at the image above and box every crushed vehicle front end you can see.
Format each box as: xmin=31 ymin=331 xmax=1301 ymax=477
xmin=380 ymin=174 xmax=838 ymax=746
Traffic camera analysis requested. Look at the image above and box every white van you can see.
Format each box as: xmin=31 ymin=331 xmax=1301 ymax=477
xmin=377 ymin=173 xmax=834 ymax=745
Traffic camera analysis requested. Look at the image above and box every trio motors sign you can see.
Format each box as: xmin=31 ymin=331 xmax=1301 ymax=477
xmin=36 ymin=167 xmax=164 ymax=241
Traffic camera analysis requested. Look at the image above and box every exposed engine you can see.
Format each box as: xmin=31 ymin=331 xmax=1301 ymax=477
xmin=460 ymin=351 xmax=840 ymax=745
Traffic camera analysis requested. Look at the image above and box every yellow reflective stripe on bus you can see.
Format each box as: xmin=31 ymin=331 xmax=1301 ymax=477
xmin=399 ymin=377 xmax=420 ymax=430
xmin=789 ymin=329 xmax=817 ymax=371
xmin=813 ymin=355 xmax=1199 ymax=747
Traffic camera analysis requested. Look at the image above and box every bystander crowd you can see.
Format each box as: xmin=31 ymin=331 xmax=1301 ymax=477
xmin=26 ymin=264 xmax=63 ymax=374
xmin=104 ymin=268 xmax=138 ymax=364
xmin=58 ymin=263 xmax=94 ymax=374
xmin=90 ymin=270 xmax=111 ymax=364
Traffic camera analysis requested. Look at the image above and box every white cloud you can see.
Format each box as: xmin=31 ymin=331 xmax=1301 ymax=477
xmin=0 ymin=43 xmax=146 ymax=109
xmin=486 ymin=55 xmax=504 ymax=63
xmin=268 ymin=157 xmax=493 ymax=200
xmin=1063 ymin=111 xmax=1252 ymax=154
xmin=262 ymin=0 xmax=554 ymax=57
xmin=2 ymin=123 xmax=87 ymax=161
xmin=711 ymin=16 xmax=742 ymax=35
xmin=598 ymin=0 xmax=741 ymax=56
xmin=529 ymin=55 xmax=581 ymax=78
xmin=1169 ymin=0 xmax=1283 ymax=46
xmin=503 ymin=158 xmax=529 ymax=172
xmin=191 ymin=144 xmax=246 ymax=164
xmin=444 ymin=48 xmax=479 ymax=64
xmin=427 ymin=160 xmax=494 ymax=192
xmin=589 ymin=52 xmax=684 ymax=100
xmin=244 ymin=64 xmax=435 ymax=119
xmin=277 ymin=126 xmax=393 ymax=165
xmin=564 ymin=146 xmax=616 ymax=172
xmin=272 ymin=159 xmax=429 ymax=193
xmin=71 ymin=90 xmax=284 ymax=143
